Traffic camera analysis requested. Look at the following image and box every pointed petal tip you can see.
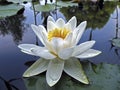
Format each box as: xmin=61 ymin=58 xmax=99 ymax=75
xmin=81 ymin=78 xmax=89 ymax=84
xmin=23 ymin=72 xmax=31 ymax=78
xmin=38 ymin=24 xmax=45 ymax=28
xmin=96 ymin=50 xmax=102 ymax=56
xmin=18 ymin=44 xmax=27 ymax=49
xmin=83 ymin=21 xmax=87 ymax=24
xmin=31 ymin=24 xmax=37 ymax=27
xmin=17 ymin=44 xmax=27 ymax=50
xmin=84 ymin=21 xmax=87 ymax=23
xmin=80 ymin=21 xmax=87 ymax=27
xmin=48 ymin=16 xmax=52 ymax=21
xmin=92 ymin=49 xmax=102 ymax=56
xmin=48 ymin=15 xmax=52 ymax=18
xmin=31 ymin=24 xmax=39 ymax=31
xmin=23 ymin=73 xmax=35 ymax=78
xmin=47 ymin=16 xmax=55 ymax=23
xmin=71 ymin=16 xmax=76 ymax=20
xmin=18 ymin=44 xmax=22 ymax=49
xmin=47 ymin=81 xmax=56 ymax=87
xmin=56 ymin=18 xmax=65 ymax=28
xmin=91 ymin=40 xmax=96 ymax=44
xmin=23 ymin=71 xmax=41 ymax=78
xmin=98 ymin=50 xmax=102 ymax=54
xmin=75 ymin=49 xmax=102 ymax=59
xmin=86 ymin=40 xmax=96 ymax=46
xmin=17 ymin=44 xmax=39 ymax=51
xmin=72 ymin=16 xmax=76 ymax=18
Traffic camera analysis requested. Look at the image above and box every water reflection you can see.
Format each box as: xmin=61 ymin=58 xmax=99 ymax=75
xmin=0 ymin=14 xmax=25 ymax=44
xmin=78 ymin=0 xmax=104 ymax=10
xmin=60 ymin=1 xmax=116 ymax=29
xmin=24 ymin=61 xmax=120 ymax=90
xmin=0 ymin=75 xmax=21 ymax=90
xmin=111 ymin=5 xmax=120 ymax=59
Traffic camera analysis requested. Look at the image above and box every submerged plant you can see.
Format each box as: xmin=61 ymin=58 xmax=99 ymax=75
xmin=18 ymin=16 xmax=101 ymax=86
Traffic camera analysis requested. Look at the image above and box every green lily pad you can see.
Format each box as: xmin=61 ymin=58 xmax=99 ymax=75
xmin=111 ymin=38 xmax=120 ymax=47
xmin=33 ymin=4 xmax=55 ymax=12
xmin=24 ymin=62 xmax=120 ymax=90
xmin=7 ymin=0 xmax=32 ymax=3
xmin=0 ymin=4 xmax=24 ymax=17
xmin=57 ymin=1 xmax=78 ymax=8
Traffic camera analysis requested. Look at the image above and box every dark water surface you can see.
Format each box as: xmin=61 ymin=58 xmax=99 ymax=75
xmin=0 ymin=1 xmax=120 ymax=90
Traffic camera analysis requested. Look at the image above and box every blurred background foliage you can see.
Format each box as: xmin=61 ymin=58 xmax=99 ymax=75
xmin=60 ymin=1 xmax=118 ymax=29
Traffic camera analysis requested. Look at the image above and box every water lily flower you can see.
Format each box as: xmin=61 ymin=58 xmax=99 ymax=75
xmin=39 ymin=0 xmax=56 ymax=5
xmin=18 ymin=16 xmax=101 ymax=86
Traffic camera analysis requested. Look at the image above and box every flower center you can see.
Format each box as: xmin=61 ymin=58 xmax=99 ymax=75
xmin=47 ymin=28 xmax=71 ymax=41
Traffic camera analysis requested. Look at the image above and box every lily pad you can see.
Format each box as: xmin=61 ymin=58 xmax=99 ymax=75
xmin=0 ymin=4 xmax=24 ymax=17
xmin=33 ymin=4 xmax=55 ymax=12
xmin=57 ymin=1 xmax=78 ymax=8
xmin=24 ymin=62 xmax=120 ymax=90
xmin=111 ymin=38 xmax=120 ymax=47
xmin=7 ymin=0 xmax=32 ymax=3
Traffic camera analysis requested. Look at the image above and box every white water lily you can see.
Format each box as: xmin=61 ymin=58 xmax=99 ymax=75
xmin=18 ymin=16 xmax=101 ymax=86
xmin=39 ymin=0 xmax=56 ymax=5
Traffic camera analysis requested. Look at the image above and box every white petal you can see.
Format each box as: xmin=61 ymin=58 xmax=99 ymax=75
xmin=38 ymin=25 xmax=47 ymax=36
xmin=68 ymin=16 xmax=77 ymax=30
xmin=47 ymin=16 xmax=55 ymax=23
xmin=50 ymin=38 xmax=64 ymax=54
xmin=31 ymin=25 xmax=50 ymax=48
xmin=23 ymin=58 xmax=49 ymax=77
xmin=56 ymin=18 xmax=65 ymax=28
xmin=64 ymin=22 xmax=72 ymax=31
xmin=31 ymin=24 xmax=46 ymax=45
xmin=18 ymin=44 xmax=40 ymax=52
xmin=71 ymin=31 xmax=77 ymax=46
xmin=64 ymin=32 xmax=73 ymax=42
xmin=40 ymin=31 xmax=53 ymax=50
xmin=18 ymin=44 xmax=45 ymax=56
xmin=72 ymin=41 xmax=95 ymax=56
xmin=58 ymin=47 xmax=74 ymax=60
xmin=64 ymin=33 xmax=73 ymax=47
xmin=75 ymin=49 xmax=101 ymax=59
xmin=46 ymin=58 xmax=64 ymax=87
xmin=31 ymin=25 xmax=51 ymax=50
xmin=21 ymin=50 xmax=35 ymax=56
xmin=31 ymin=47 xmax=56 ymax=59
xmin=75 ymin=21 xmax=87 ymax=44
xmin=64 ymin=58 xmax=89 ymax=84
xmin=47 ymin=21 xmax=57 ymax=32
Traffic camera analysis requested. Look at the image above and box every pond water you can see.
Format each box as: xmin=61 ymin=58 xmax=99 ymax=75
xmin=0 ymin=1 xmax=120 ymax=90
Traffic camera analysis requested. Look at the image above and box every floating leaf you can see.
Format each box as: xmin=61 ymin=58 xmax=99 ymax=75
xmin=0 ymin=4 xmax=23 ymax=17
xmin=111 ymin=38 xmax=120 ymax=47
xmin=33 ymin=4 xmax=55 ymax=12
xmin=24 ymin=62 xmax=120 ymax=90
xmin=7 ymin=0 xmax=32 ymax=3
xmin=24 ymin=75 xmax=52 ymax=90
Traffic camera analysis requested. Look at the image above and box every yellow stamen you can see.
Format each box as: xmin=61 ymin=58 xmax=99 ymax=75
xmin=48 ymin=28 xmax=71 ymax=41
